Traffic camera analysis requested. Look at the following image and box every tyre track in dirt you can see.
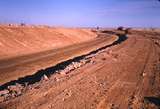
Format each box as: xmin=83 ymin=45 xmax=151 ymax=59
xmin=1 ymin=30 xmax=160 ymax=109
xmin=0 ymin=34 xmax=118 ymax=86
xmin=0 ymin=32 xmax=127 ymax=109
xmin=127 ymin=39 xmax=155 ymax=109
xmin=96 ymin=35 xmax=158 ymax=109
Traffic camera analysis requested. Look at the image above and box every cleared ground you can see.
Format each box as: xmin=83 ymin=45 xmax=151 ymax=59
xmin=0 ymin=28 xmax=160 ymax=109
xmin=0 ymin=33 xmax=117 ymax=85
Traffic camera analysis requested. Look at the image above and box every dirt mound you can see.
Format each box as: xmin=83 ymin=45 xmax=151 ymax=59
xmin=0 ymin=25 xmax=96 ymax=59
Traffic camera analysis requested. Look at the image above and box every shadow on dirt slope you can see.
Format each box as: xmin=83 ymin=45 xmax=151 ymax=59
xmin=0 ymin=32 xmax=127 ymax=90
xmin=144 ymin=97 xmax=160 ymax=106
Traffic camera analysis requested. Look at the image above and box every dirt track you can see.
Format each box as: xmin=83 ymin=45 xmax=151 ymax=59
xmin=0 ymin=29 xmax=160 ymax=109
xmin=0 ymin=34 xmax=117 ymax=86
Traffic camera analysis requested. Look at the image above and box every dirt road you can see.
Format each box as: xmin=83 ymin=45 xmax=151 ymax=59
xmin=0 ymin=29 xmax=160 ymax=109
xmin=0 ymin=34 xmax=117 ymax=86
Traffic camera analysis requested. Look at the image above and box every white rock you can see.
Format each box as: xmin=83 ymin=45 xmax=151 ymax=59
xmin=8 ymin=84 xmax=23 ymax=95
xmin=142 ymin=73 xmax=146 ymax=77
xmin=0 ymin=90 xmax=9 ymax=96
xmin=42 ymin=74 xmax=49 ymax=81
xmin=60 ymin=70 xmax=68 ymax=75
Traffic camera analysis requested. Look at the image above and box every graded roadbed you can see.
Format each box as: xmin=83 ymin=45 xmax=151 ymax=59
xmin=0 ymin=35 xmax=118 ymax=85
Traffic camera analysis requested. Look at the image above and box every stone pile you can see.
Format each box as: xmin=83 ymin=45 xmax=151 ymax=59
xmin=0 ymin=83 xmax=24 ymax=102
xmin=59 ymin=59 xmax=91 ymax=75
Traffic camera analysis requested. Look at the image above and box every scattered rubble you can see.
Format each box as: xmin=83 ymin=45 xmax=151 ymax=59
xmin=0 ymin=83 xmax=25 ymax=102
xmin=8 ymin=83 xmax=23 ymax=92
xmin=142 ymin=73 xmax=146 ymax=77
xmin=0 ymin=55 xmax=95 ymax=102
xmin=7 ymin=83 xmax=24 ymax=96
xmin=41 ymin=74 xmax=49 ymax=81
xmin=0 ymin=34 xmax=112 ymax=103
xmin=59 ymin=58 xmax=92 ymax=75
xmin=0 ymin=90 xmax=9 ymax=96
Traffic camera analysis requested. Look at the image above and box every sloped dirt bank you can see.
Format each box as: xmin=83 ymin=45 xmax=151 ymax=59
xmin=1 ymin=29 xmax=160 ymax=109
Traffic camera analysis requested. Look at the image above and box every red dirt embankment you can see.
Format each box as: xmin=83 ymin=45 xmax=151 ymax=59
xmin=0 ymin=25 xmax=96 ymax=59
xmin=1 ymin=29 xmax=160 ymax=109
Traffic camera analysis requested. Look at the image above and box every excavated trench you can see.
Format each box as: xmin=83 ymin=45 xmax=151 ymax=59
xmin=0 ymin=32 xmax=127 ymax=91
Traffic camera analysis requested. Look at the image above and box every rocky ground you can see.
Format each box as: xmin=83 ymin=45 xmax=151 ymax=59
xmin=0 ymin=29 xmax=160 ymax=109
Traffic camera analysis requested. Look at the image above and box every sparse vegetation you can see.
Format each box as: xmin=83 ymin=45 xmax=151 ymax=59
xmin=117 ymin=26 xmax=124 ymax=31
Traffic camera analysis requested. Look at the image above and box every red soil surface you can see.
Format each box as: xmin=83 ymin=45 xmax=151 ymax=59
xmin=0 ymin=28 xmax=160 ymax=109
xmin=0 ymin=25 xmax=96 ymax=59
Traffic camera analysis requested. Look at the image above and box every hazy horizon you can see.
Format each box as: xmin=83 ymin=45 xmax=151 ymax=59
xmin=0 ymin=0 xmax=160 ymax=27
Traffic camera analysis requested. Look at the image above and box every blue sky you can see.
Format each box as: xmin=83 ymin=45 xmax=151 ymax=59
xmin=0 ymin=0 xmax=160 ymax=27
